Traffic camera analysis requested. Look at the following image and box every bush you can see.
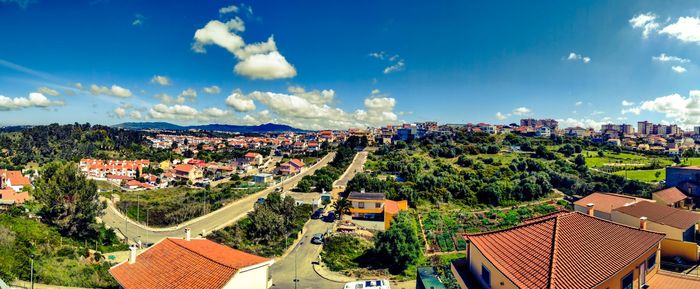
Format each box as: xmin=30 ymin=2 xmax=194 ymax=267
xmin=321 ymin=235 xmax=373 ymax=271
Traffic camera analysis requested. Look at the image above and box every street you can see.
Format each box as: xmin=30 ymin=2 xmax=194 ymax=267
xmin=100 ymin=152 xmax=337 ymax=244
xmin=334 ymin=150 xmax=368 ymax=189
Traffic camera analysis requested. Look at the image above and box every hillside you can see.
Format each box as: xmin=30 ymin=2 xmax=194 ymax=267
xmin=114 ymin=122 xmax=306 ymax=133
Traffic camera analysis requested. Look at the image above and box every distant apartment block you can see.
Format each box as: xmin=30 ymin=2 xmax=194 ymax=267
xmin=519 ymin=118 xmax=558 ymax=129
xmin=79 ymin=159 xmax=150 ymax=179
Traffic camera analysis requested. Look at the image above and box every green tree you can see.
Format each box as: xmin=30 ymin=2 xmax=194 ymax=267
xmin=373 ymin=212 xmax=423 ymax=274
xmin=333 ymin=197 xmax=351 ymax=220
xmin=247 ymin=205 xmax=285 ymax=244
xmin=33 ymin=161 xmax=104 ymax=240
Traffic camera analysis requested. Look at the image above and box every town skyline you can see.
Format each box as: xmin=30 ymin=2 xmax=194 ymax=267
xmin=4 ymin=0 xmax=700 ymax=129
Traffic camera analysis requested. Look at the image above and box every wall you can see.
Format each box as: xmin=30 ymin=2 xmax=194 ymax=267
xmin=467 ymin=243 xmax=518 ymax=289
xmin=223 ymin=261 xmax=274 ymax=289
xmin=660 ymin=239 xmax=699 ymax=262
xmin=611 ymin=211 xmax=684 ymax=241
xmin=574 ymin=204 xmax=611 ymax=220
xmin=594 ymin=245 xmax=660 ymax=289
xmin=666 ymin=167 xmax=700 ymax=197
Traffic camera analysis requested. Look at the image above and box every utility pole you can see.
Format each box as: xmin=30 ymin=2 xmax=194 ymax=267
xmin=30 ymin=254 xmax=34 ymax=289
xmin=146 ymin=209 xmax=149 ymax=245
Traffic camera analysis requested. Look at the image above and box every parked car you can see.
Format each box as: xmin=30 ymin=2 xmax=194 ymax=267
xmin=256 ymin=197 xmax=266 ymax=205
xmin=323 ymin=211 xmax=336 ymax=222
xmin=311 ymin=208 xmax=325 ymax=219
xmin=311 ymin=233 xmax=324 ymax=245
xmin=343 ymin=280 xmax=390 ymax=289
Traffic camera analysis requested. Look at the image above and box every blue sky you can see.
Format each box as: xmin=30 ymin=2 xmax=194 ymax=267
xmin=2 ymin=0 xmax=700 ymax=129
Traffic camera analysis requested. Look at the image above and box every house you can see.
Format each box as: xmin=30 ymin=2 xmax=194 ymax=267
xmin=79 ymin=159 xmax=149 ymax=179
xmin=109 ymin=230 xmax=274 ymax=289
xmin=612 ymin=201 xmax=700 ymax=262
xmin=416 ymin=267 xmax=446 ymax=289
xmin=535 ymin=126 xmax=550 ymax=137
xmin=653 ymin=187 xmax=691 ymax=209
xmin=106 ymin=174 xmax=133 ymax=185
xmin=124 ymin=180 xmax=154 ymax=190
xmin=0 ymin=187 xmax=29 ymax=206
xmin=454 ymin=211 xmax=667 ymax=289
xmin=573 ymin=192 xmax=646 ymax=220
xmin=0 ymin=170 xmax=31 ymax=192
xmin=278 ymin=159 xmax=304 ymax=175
xmin=665 ymin=166 xmax=700 ymax=197
xmin=174 ymin=164 xmax=203 ymax=183
xmin=243 ymin=152 xmax=264 ymax=166
xmin=284 ymin=192 xmax=322 ymax=208
xmin=253 ymin=173 xmax=274 ymax=184
xmin=347 ymin=190 xmax=408 ymax=230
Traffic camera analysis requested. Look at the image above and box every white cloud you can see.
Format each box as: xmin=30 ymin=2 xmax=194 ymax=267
xmin=179 ymin=88 xmax=197 ymax=102
xmin=619 ymin=90 xmax=700 ymax=128
xmin=557 ymin=118 xmax=608 ymax=129
xmin=90 ymin=84 xmax=133 ymax=98
xmin=150 ymin=75 xmax=172 ymax=86
xmin=132 ymin=14 xmax=145 ymax=26
xmin=621 ymin=100 xmax=635 ymax=106
xmin=660 ymin=17 xmax=700 ymax=44
xmin=37 ymin=86 xmax=59 ymax=96
xmin=629 ymin=13 xmax=659 ymax=38
xmin=287 ymin=85 xmax=335 ymax=105
xmin=370 ymin=51 xmax=406 ymax=74
xmin=621 ymin=107 xmax=641 ymax=115
xmin=202 ymin=107 xmax=229 ymax=117
xmin=219 ymin=4 xmax=238 ymax=14
xmin=495 ymin=112 xmax=507 ymax=120
xmin=74 ymin=83 xmax=83 ymax=90
xmin=149 ymin=104 xmax=200 ymax=120
xmin=233 ymin=51 xmax=296 ymax=80
xmin=512 ymin=107 xmax=531 ymax=116
xmin=192 ymin=14 xmax=296 ymax=80
xmin=114 ymin=107 xmax=127 ymax=118
xmin=652 ymin=53 xmax=690 ymax=63
xmin=130 ymin=110 xmax=143 ymax=119
xmin=574 ymin=101 xmax=583 ymax=106
xmin=0 ymin=92 xmax=64 ymax=111
xmin=154 ymin=93 xmax=184 ymax=105
xmin=566 ymin=52 xmax=591 ymax=64
xmin=203 ymin=85 xmax=221 ymax=94
xmin=672 ymin=65 xmax=687 ymax=73
xmin=225 ymin=91 xmax=256 ymax=112
xmin=383 ymin=59 xmax=406 ymax=74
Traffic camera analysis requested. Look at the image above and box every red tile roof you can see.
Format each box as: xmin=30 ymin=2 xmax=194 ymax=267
xmin=647 ymin=271 xmax=700 ymax=289
xmin=653 ymin=187 xmax=688 ymax=205
xmin=109 ymin=238 xmax=270 ymax=289
xmin=0 ymin=170 xmax=30 ymax=186
xmin=573 ymin=192 xmax=641 ymax=214
xmin=464 ymin=212 xmax=664 ymax=289
xmin=613 ymin=200 xmax=700 ymax=229
xmin=0 ymin=188 xmax=29 ymax=203
xmin=174 ymin=164 xmax=195 ymax=173
xmin=289 ymin=159 xmax=305 ymax=168
xmin=384 ymin=200 xmax=400 ymax=214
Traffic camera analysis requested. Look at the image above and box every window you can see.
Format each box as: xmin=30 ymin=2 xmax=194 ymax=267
xmin=481 ymin=265 xmax=491 ymax=288
xmin=682 ymin=227 xmax=694 ymax=242
xmin=621 ymin=271 xmax=633 ymax=289
xmin=647 ymin=253 xmax=656 ymax=271
xmin=375 ymin=202 xmax=381 ymax=208
xmin=358 ymin=202 xmax=365 ymax=208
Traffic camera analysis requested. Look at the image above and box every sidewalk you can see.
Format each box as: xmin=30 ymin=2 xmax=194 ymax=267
xmin=312 ymin=263 xmax=416 ymax=289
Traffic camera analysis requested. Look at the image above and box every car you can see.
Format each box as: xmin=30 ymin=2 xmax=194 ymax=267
xmin=343 ymin=280 xmax=390 ymax=289
xmin=256 ymin=197 xmax=266 ymax=205
xmin=310 ymin=233 xmax=324 ymax=244
xmin=311 ymin=208 xmax=324 ymax=219
xmin=323 ymin=211 xmax=336 ymax=222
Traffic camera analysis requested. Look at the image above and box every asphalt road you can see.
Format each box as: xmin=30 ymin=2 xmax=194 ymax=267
xmin=270 ymin=219 xmax=340 ymax=289
xmin=334 ymin=150 xmax=368 ymax=188
xmin=101 ymin=152 xmax=337 ymax=244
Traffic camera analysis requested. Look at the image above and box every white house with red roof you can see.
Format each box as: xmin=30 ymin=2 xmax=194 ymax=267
xmin=278 ymin=159 xmax=304 ymax=175
xmin=0 ymin=170 xmax=31 ymax=192
xmin=109 ymin=229 xmax=274 ymax=289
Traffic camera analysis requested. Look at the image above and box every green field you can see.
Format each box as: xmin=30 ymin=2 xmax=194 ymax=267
xmin=681 ymin=157 xmax=700 ymax=166
xmin=613 ymin=169 xmax=665 ymax=183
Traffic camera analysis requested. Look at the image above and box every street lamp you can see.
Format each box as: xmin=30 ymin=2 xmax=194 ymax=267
xmin=29 ymin=253 xmax=34 ymax=289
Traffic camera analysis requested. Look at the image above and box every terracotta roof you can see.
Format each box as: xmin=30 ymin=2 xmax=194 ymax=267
xmin=573 ymin=192 xmax=641 ymax=214
xmin=653 ymin=187 xmax=688 ymax=204
xmin=613 ymin=201 xmax=700 ymax=229
xmin=464 ymin=212 xmax=664 ymax=289
xmin=244 ymin=152 xmax=260 ymax=158
xmin=384 ymin=200 xmax=400 ymax=214
xmin=647 ymin=271 xmax=700 ymax=289
xmin=174 ymin=164 xmax=195 ymax=173
xmin=109 ymin=238 xmax=270 ymax=289
xmin=0 ymin=170 xmax=30 ymax=186
xmin=0 ymin=188 xmax=29 ymax=203
xmin=289 ymin=159 xmax=305 ymax=168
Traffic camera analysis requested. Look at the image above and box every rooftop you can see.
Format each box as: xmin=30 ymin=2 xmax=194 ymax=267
xmin=613 ymin=200 xmax=700 ymax=230
xmin=464 ymin=212 xmax=665 ymax=289
xmin=109 ymin=238 xmax=271 ymax=289
xmin=573 ymin=192 xmax=642 ymax=214
xmin=653 ymin=187 xmax=689 ymax=204
xmin=347 ymin=191 xmax=386 ymax=201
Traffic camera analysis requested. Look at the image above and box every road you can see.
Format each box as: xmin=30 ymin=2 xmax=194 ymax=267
xmin=270 ymin=219 xmax=340 ymax=289
xmin=334 ymin=150 xmax=369 ymax=189
xmin=101 ymin=152 xmax=337 ymax=244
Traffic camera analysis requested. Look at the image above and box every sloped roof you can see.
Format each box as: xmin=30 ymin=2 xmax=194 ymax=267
xmin=573 ymin=192 xmax=641 ymax=214
xmin=464 ymin=212 xmax=664 ymax=289
xmin=613 ymin=201 xmax=700 ymax=230
xmin=347 ymin=191 xmax=385 ymax=201
xmin=0 ymin=170 xmax=30 ymax=186
xmin=109 ymin=238 xmax=270 ymax=289
xmin=653 ymin=187 xmax=688 ymax=204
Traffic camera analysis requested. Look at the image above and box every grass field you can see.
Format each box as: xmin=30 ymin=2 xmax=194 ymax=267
xmin=613 ymin=169 xmax=665 ymax=183
xmin=681 ymin=157 xmax=700 ymax=166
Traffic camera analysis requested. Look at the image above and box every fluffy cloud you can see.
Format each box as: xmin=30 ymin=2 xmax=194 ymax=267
xmin=155 ymin=93 xmax=184 ymax=105
xmin=150 ymin=75 xmax=171 ymax=86
xmin=495 ymin=112 xmax=507 ymax=120
xmin=652 ymin=53 xmax=690 ymax=63
xmin=114 ymin=107 xmax=127 ymax=118
xmin=149 ymin=104 xmax=200 ymax=120
xmin=621 ymin=100 xmax=635 ymax=106
xmin=512 ymin=107 xmax=531 ymax=116
xmin=219 ymin=4 xmax=238 ymax=14
xmin=0 ymin=92 xmax=64 ymax=111
xmin=179 ymin=88 xmax=197 ymax=102
xmin=130 ymin=110 xmax=143 ymax=119
xmin=192 ymin=11 xmax=296 ymax=80
xmin=574 ymin=101 xmax=583 ymax=106
xmin=566 ymin=52 xmax=591 ymax=63
xmin=672 ymin=66 xmax=687 ymax=73
xmin=660 ymin=17 xmax=700 ymax=44
xmin=225 ymin=91 xmax=256 ymax=112
xmin=132 ymin=14 xmax=145 ymax=26
xmin=37 ymin=86 xmax=59 ymax=96
xmin=203 ymin=85 xmax=221 ymax=94
xmin=621 ymin=90 xmax=700 ymax=128
xmin=629 ymin=13 xmax=659 ymax=38
xmin=556 ymin=118 xmax=610 ymax=129
xmin=90 ymin=84 xmax=133 ymax=98
xmin=370 ymin=51 xmax=406 ymax=74
xmin=202 ymin=107 xmax=229 ymax=117
xmin=287 ymin=85 xmax=335 ymax=105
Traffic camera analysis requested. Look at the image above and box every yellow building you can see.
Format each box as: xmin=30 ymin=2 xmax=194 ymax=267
xmin=453 ymin=211 xmax=675 ymax=289
xmin=612 ymin=200 xmax=700 ymax=262
xmin=347 ymin=190 xmax=407 ymax=230
xmin=159 ymin=160 xmax=171 ymax=171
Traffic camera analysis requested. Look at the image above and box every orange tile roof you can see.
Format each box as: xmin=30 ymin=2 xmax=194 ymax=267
xmin=109 ymin=238 xmax=270 ymax=289
xmin=0 ymin=170 xmax=30 ymax=186
xmin=653 ymin=187 xmax=688 ymax=205
xmin=464 ymin=212 xmax=665 ymax=289
xmin=613 ymin=200 xmax=700 ymax=230
xmin=384 ymin=200 xmax=400 ymax=214
xmin=289 ymin=159 xmax=305 ymax=168
xmin=0 ymin=188 xmax=29 ymax=203
xmin=573 ymin=192 xmax=641 ymax=214
xmin=647 ymin=271 xmax=700 ymax=289
xmin=174 ymin=164 xmax=194 ymax=173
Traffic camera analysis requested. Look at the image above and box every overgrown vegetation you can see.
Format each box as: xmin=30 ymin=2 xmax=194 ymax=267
xmin=294 ymin=137 xmax=362 ymax=192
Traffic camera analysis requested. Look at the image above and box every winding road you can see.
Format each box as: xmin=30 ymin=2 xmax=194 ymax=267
xmin=100 ymin=152 xmax=337 ymax=244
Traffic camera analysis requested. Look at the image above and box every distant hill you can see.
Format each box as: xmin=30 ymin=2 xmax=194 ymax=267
xmin=114 ymin=122 xmax=306 ymax=133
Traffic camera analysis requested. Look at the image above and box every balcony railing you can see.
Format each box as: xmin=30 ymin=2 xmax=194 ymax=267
xmin=660 ymin=261 xmax=700 ymax=278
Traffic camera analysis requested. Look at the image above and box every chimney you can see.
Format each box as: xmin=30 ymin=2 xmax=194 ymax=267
xmin=185 ymin=228 xmax=191 ymax=241
xmin=360 ymin=188 xmax=365 ymax=194
xmin=128 ymin=245 xmax=137 ymax=264
xmin=640 ymin=217 xmax=648 ymax=230
xmin=586 ymin=203 xmax=595 ymax=216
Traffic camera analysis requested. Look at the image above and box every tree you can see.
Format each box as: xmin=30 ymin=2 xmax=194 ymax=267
xmin=33 ymin=161 xmax=104 ymax=240
xmin=558 ymin=144 xmax=575 ymax=157
xmin=247 ymin=206 xmax=285 ymax=244
xmin=373 ymin=212 xmax=423 ymax=274
xmin=574 ymin=154 xmax=586 ymax=167
xmin=333 ymin=197 xmax=351 ymax=220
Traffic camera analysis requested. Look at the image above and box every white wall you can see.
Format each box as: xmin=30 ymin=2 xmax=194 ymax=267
xmin=223 ymin=261 xmax=274 ymax=289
